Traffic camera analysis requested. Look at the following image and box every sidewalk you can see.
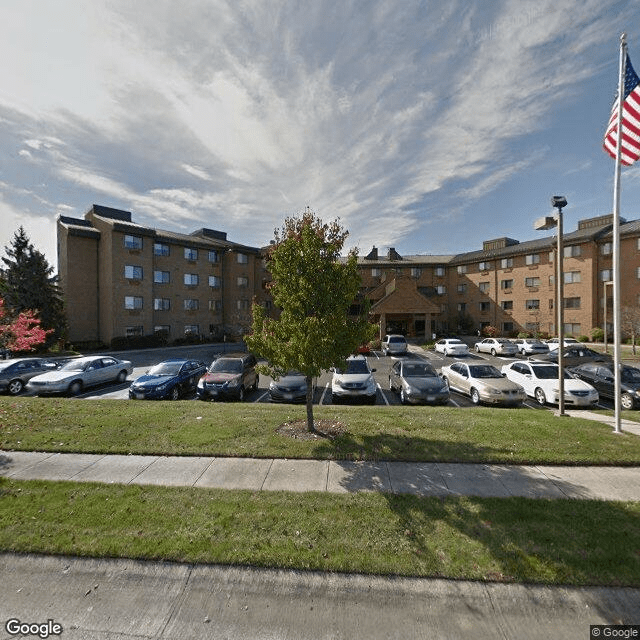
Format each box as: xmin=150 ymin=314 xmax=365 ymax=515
xmin=2 ymin=449 xmax=640 ymax=501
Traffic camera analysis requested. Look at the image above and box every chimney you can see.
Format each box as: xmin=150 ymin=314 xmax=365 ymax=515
xmin=387 ymin=247 xmax=402 ymax=261
xmin=365 ymin=246 xmax=378 ymax=260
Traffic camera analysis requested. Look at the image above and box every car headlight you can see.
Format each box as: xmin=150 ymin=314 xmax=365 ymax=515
xmin=488 ymin=387 xmax=502 ymax=395
xmin=197 ymin=378 xmax=204 ymax=389
xmin=157 ymin=382 xmax=169 ymax=391
xmin=225 ymin=377 xmax=241 ymax=388
xmin=366 ymin=377 xmax=376 ymax=392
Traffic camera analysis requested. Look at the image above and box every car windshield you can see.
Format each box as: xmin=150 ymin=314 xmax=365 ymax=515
xmin=209 ymin=358 xmax=242 ymax=374
xmin=496 ymin=339 xmax=511 ymax=344
xmin=389 ymin=336 xmax=406 ymax=343
xmin=402 ymin=363 xmax=436 ymax=377
xmin=531 ymin=365 xmax=572 ymax=380
xmin=469 ymin=365 xmax=502 ymax=379
xmin=148 ymin=362 xmax=182 ymax=376
xmin=60 ymin=359 xmax=93 ymax=371
xmin=449 ymin=340 xmax=465 ymax=345
xmin=344 ymin=360 xmax=370 ymax=374
xmin=622 ymin=367 xmax=640 ymax=383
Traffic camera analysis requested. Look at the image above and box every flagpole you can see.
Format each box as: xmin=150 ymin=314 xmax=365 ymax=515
xmin=612 ymin=33 xmax=625 ymax=435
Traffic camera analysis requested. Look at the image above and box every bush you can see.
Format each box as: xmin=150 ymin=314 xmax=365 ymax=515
xmin=577 ymin=335 xmax=590 ymax=343
xmin=590 ymin=327 xmax=604 ymax=342
xmin=517 ymin=332 xmax=530 ymax=339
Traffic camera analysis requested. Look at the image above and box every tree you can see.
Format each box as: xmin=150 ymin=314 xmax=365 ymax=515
xmin=621 ymin=306 xmax=640 ymax=355
xmin=245 ymin=210 xmax=376 ymax=433
xmin=0 ymin=297 xmax=50 ymax=352
xmin=2 ymin=227 xmax=67 ymax=347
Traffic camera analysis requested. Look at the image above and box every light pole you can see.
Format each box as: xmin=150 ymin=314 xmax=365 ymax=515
xmin=604 ymin=280 xmax=613 ymax=353
xmin=535 ymin=196 xmax=567 ymax=416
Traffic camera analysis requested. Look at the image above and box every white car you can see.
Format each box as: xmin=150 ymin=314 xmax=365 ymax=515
xmin=501 ymin=361 xmax=598 ymax=407
xmin=331 ymin=355 xmax=377 ymax=404
xmin=545 ymin=337 xmax=579 ymax=352
xmin=441 ymin=362 xmax=525 ymax=405
xmin=434 ymin=338 xmax=470 ymax=357
xmin=474 ymin=338 xmax=518 ymax=357
xmin=512 ymin=338 xmax=549 ymax=356
xmin=28 ymin=355 xmax=133 ymax=396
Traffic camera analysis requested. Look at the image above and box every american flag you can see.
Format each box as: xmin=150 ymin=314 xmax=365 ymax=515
xmin=603 ymin=52 xmax=640 ymax=165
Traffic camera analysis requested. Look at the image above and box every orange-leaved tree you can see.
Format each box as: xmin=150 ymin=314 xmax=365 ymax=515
xmin=0 ymin=297 xmax=50 ymax=352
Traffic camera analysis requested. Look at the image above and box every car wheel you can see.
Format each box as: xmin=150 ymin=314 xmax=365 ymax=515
xmin=8 ymin=379 xmax=23 ymax=395
xmin=116 ymin=370 xmax=128 ymax=383
xmin=68 ymin=380 xmax=83 ymax=396
xmin=475 ymin=346 xmax=480 ymax=353
xmin=400 ymin=389 xmax=408 ymax=405
xmin=470 ymin=388 xmax=480 ymax=405
xmin=169 ymin=387 xmax=180 ymax=401
xmin=534 ymin=387 xmax=547 ymax=406
xmin=252 ymin=374 xmax=259 ymax=391
xmin=331 ymin=393 xmax=340 ymax=404
xmin=238 ymin=386 xmax=245 ymax=402
xmin=621 ymin=392 xmax=635 ymax=410
xmin=490 ymin=348 xmax=497 ymax=357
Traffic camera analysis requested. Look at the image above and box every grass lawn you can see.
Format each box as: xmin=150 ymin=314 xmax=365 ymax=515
xmin=1 ymin=397 xmax=640 ymax=464
xmin=2 ymin=478 xmax=639 ymax=586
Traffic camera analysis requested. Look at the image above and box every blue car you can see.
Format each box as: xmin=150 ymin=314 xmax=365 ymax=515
xmin=129 ymin=359 xmax=207 ymax=400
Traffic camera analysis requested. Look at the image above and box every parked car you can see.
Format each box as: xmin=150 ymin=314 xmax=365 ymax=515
xmin=27 ymin=355 xmax=133 ymax=396
xmin=512 ymin=338 xmax=549 ymax=356
xmin=196 ymin=352 xmax=258 ymax=401
xmin=388 ymin=359 xmax=449 ymax=405
xmin=474 ymin=338 xmax=518 ymax=357
xmin=381 ymin=334 xmax=408 ymax=356
xmin=535 ymin=346 xmax=613 ymax=369
xmin=269 ymin=370 xmax=314 ymax=403
xmin=568 ymin=363 xmax=640 ymax=410
xmin=434 ymin=338 xmax=470 ymax=357
xmin=0 ymin=357 xmax=61 ymax=395
xmin=501 ymin=361 xmax=598 ymax=407
xmin=129 ymin=359 xmax=207 ymax=400
xmin=545 ymin=337 xmax=580 ymax=351
xmin=441 ymin=362 xmax=525 ymax=405
xmin=331 ymin=355 xmax=377 ymax=404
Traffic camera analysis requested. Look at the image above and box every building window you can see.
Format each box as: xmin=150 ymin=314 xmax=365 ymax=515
xmin=457 ymin=283 xmax=467 ymax=294
xmin=501 ymin=279 xmax=513 ymax=289
xmin=503 ymin=322 xmax=514 ymax=333
xmin=208 ymin=275 xmax=221 ymax=288
xmin=479 ymin=261 xmax=491 ymax=271
xmin=154 ymin=325 xmax=170 ymax=336
xmin=184 ymin=299 xmax=199 ymax=311
xmin=501 ymin=300 xmax=513 ymax=310
xmin=564 ymin=297 xmax=581 ymax=309
xmin=479 ymin=301 xmax=490 ymax=312
xmin=153 ymin=298 xmax=170 ymax=311
xmin=564 ymin=271 xmax=581 ymax=284
xmin=564 ymin=323 xmax=581 ymax=335
xmin=525 ymin=322 xmax=540 ymax=333
xmin=601 ymin=243 xmax=612 ymax=255
xmin=411 ymin=267 xmax=422 ymax=278
xmin=124 ymin=265 xmax=143 ymax=280
xmin=208 ymin=299 xmax=222 ymax=312
xmin=208 ymin=250 xmax=219 ymax=263
xmin=124 ymin=235 xmax=143 ymax=250
xmin=154 ymin=270 xmax=170 ymax=284
xmin=525 ymin=299 xmax=540 ymax=310
xmin=525 ymin=254 xmax=540 ymax=265
xmin=237 ymin=253 xmax=248 ymax=264
xmin=124 ymin=296 xmax=143 ymax=310
xmin=549 ymin=299 xmax=554 ymax=310
xmin=479 ymin=282 xmax=490 ymax=293
xmin=184 ymin=273 xmax=199 ymax=286
xmin=237 ymin=299 xmax=250 ymax=310
xmin=564 ymin=245 xmax=582 ymax=258
xmin=457 ymin=303 xmax=466 ymax=312
xmin=435 ymin=285 xmax=446 ymax=295
xmin=637 ymin=266 xmax=640 ymax=279
xmin=184 ymin=325 xmax=199 ymax=335
xmin=125 ymin=325 xmax=143 ymax=336
xmin=435 ymin=266 xmax=445 ymax=277
xmin=184 ymin=247 xmax=198 ymax=261
xmin=154 ymin=243 xmax=170 ymax=256
xmin=501 ymin=257 xmax=513 ymax=269
xmin=457 ymin=265 xmax=467 ymax=274
xmin=525 ymin=277 xmax=541 ymax=287
xmin=237 ymin=276 xmax=249 ymax=287
xmin=600 ymin=269 xmax=613 ymax=281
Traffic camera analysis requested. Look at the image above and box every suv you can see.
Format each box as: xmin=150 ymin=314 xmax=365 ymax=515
xmin=196 ymin=352 xmax=258 ymax=401
xmin=381 ymin=334 xmax=408 ymax=356
xmin=331 ymin=355 xmax=377 ymax=404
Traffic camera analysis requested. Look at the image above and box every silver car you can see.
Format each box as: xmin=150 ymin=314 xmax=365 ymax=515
xmin=441 ymin=362 xmax=526 ymax=405
xmin=388 ymin=359 xmax=449 ymax=405
xmin=381 ymin=334 xmax=408 ymax=356
xmin=0 ymin=358 xmax=60 ymax=395
xmin=28 ymin=355 xmax=133 ymax=396
xmin=512 ymin=338 xmax=549 ymax=356
xmin=331 ymin=355 xmax=377 ymax=404
xmin=474 ymin=338 xmax=518 ymax=357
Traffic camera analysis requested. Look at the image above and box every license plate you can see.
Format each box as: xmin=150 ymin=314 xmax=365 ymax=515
xmin=426 ymin=396 xmax=435 ymax=402
xmin=135 ymin=392 xmax=145 ymax=400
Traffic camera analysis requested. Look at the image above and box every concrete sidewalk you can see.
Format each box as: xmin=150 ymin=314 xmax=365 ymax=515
xmin=2 ymin=449 xmax=640 ymax=501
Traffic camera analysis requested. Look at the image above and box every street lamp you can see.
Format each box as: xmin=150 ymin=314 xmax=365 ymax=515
xmin=535 ymin=195 xmax=567 ymax=416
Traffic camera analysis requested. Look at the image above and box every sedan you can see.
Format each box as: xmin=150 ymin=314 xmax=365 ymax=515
xmin=535 ymin=346 xmax=613 ymax=369
xmin=441 ymin=362 xmax=525 ymax=405
xmin=0 ymin=357 xmax=60 ymax=395
xmin=545 ymin=337 xmax=580 ymax=351
xmin=569 ymin=363 xmax=640 ymax=410
xmin=28 ymin=355 xmax=133 ymax=396
xmin=512 ymin=338 xmax=549 ymax=356
xmin=388 ymin=359 xmax=450 ymax=405
xmin=501 ymin=361 xmax=598 ymax=407
xmin=474 ymin=338 xmax=518 ymax=357
xmin=129 ymin=359 xmax=207 ymax=400
xmin=269 ymin=371 xmax=314 ymax=403
xmin=434 ymin=338 xmax=470 ymax=357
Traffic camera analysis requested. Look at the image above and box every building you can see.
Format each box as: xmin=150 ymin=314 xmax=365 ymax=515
xmin=57 ymin=205 xmax=269 ymax=347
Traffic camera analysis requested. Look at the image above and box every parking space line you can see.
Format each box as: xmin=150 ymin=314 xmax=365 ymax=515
xmin=377 ymin=384 xmax=389 ymax=406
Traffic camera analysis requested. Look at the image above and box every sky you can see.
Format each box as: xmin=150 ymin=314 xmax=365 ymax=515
xmin=2 ymin=0 xmax=640 ymax=271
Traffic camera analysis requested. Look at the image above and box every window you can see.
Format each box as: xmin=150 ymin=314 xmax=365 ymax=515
xmin=124 ymin=235 xmax=142 ymax=250
xmin=564 ymin=245 xmax=582 ymax=258
xmin=154 ymin=270 xmax=170 ymax=284
xmin=184 ymin=247 xmax=198 ymax=261
xmin=153 ymin=298 xmax=170 ymax=311
xmin=479 ymin=301 xmax=490 ymax=312
xmin=501 ymin=257 xmax=513 ymax=269
xmin=637 ymin=267 xmax=640 ymax=279
xmin=564 ymin=271 xmax=581 ymax=284
xmin=124 ymin=265 xmax=143 ymax=280
xmin=564 ymin=297 xmax=581 ymax=309
xmin=501 ymin=279 xmax=513 ymax=289
xmin=124 ymin=296 xmax=143 ymax=310
xmin=501 ymin=300 xmax=513 ymax=310
xmin=564 ymin=323 xmax=581 ymax=335
xmin=479 ymin=282 xmax=490 ymax=293
xmin=184 ymin=325 xmax=199 ymax=335
xmin=526 ymin=254 xmax=540 ymax=265
xmin=154 ymin=325 xmax=170 ymax=336
xmin=457 ymin=265 xmax=467 ymax=274
xmin=525 ymin=277 xmax=541 ymax=287
xmin=208 ymin=250 xmax=219 ymax=263
xmin=154 ymin=243 xmax=170 ymax=256
xmin=457 ymin=283 xmax=467 ymax=294
xmin=184 ymin=299 xmax=199 ymax=310
xmin=371 ymin=268 xmax=381 ymax=277
xmin=208 ymin=275 xmax=221 ymax=288
xmin=237 ymin=299 xmax=250 ymax=310
xmin=503 ymin=322 xmax=514 ymax=333
xmin=435 ymin=285 xmax=446 ymax=295
xmin=184 ymin=273 xmax=199 ymax=286
xmin=208 ymin=299 xmax=222 ymax=312
xmin=411 ymin=267 xmax=422 ymax=278
xmin=457 ymin=303 xmax=466 ymax=312
xmin=525 ymin=299 xmax=540 ymax=310
xmin=237 ymin=253 xmax=248 ymax=264
xmin=601 ymin=243 xmax=612 ymax=255
xmin=237 ymin=276 xmax=248 ymax=287
xmin=600 ymin=269 xmax=613 ymax=281
xmin=125 ymin=326 xmax=143 ymax=337
xmin=435 ymin=266 xmax=445 ymax=277
xmin=479 ymin=261 xmax=491 ymax=271
xmin=525 ymin=322 xmax=540 ymax=333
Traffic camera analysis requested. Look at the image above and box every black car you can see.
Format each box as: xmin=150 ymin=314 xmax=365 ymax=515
xmin=568 ymin=363 xmax=640 ymax=410
xmin=534 ymin=346 xmax=613 ymax=369
xmin=129 ymin=359 xmax=207 ymax=400
xmin=196 ymin=352 xmax=259 ymax=401
xmin=0 ymin=358 xmax=60 ymax=395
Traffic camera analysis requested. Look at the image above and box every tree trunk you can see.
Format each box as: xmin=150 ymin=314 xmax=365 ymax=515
xmin=305 ymin=375 xmax=316 ymax=433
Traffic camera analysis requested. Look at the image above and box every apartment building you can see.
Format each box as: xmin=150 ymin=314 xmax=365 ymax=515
xmin=57 ymin=205 xmax=269 ymax=346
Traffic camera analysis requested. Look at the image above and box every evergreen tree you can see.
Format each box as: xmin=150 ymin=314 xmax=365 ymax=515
xmin=2 ymin=227 xmax=67 ymax=347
